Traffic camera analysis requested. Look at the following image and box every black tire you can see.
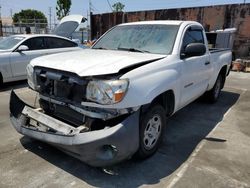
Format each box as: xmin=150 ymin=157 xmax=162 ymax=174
xmin=205 ymin=74 xmax=223 ymax=103
xmin=136 ymin=104 xmax=166 ymax=159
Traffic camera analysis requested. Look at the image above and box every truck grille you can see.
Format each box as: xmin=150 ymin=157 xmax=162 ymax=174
xmin=35 ymin=68 xmax=88 ymax=103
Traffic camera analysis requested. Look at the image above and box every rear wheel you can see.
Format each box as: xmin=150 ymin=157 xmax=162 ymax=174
xmin=136 ymin=104 xmax=166 ymax=159
xmin=205 ymin=74 xmax=223 ymax=103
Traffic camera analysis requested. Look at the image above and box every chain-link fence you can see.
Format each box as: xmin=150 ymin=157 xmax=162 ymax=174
xmin=0 ymin=18 xmax=89 ymax=44
xmin=1 ymin=18 xmax=52 ymax=36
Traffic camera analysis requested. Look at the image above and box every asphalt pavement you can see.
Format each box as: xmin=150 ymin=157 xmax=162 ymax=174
xmin=0 ymin=72 xmax=249 ymax=188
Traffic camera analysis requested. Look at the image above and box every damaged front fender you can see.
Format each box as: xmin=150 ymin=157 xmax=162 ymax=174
xmin=9 ymin=90 xmax=140 ymax=167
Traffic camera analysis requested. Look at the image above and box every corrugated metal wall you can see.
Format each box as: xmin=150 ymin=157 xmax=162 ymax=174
xmin=91 ymin=4 xmax=250 ymax=58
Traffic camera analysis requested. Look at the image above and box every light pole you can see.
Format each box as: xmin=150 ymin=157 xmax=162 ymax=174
xmin=49 ymin=7 xmax=52 ymax=32
xmin=0 ymin=5 xmax=3 ymax=37
xmin=88 ymin=0 xmax=92 ymax=41
xmin=0 ymin=5 xmax=2 ymax=19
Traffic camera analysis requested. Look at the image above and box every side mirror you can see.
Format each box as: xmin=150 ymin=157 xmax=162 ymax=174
xmin=17 ymin=45 xmax=29 ymax=52
xmin=181 ymin=43 xmax=206 ymax=59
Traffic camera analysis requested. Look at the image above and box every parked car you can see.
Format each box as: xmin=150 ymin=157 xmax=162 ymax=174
xmin=10 ymin=20 xmax=232 ymax=167
xmin=0 ymin=15 xmax=85 ymax=84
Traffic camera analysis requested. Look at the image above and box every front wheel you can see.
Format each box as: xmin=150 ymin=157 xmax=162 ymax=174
xmin=205 ymin=74 xmax=223 ymax=103
xmin=136 ymin=104 xmax=166 ymax=159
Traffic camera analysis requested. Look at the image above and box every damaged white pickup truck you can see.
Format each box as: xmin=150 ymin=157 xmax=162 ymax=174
xmin=10 ymin=21 xmax=232 ymax=167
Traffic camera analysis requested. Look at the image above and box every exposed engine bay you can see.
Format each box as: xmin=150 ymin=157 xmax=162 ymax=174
xmin=27 ymin=67 xmax=138 ymax=133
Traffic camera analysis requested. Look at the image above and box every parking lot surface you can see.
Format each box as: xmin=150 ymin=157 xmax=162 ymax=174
xmin=0 ymin=72 xmax=250 ymax=188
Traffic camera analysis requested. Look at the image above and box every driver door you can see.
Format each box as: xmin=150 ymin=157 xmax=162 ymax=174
xmin=179 ymin=26 xmax=211 ymax=107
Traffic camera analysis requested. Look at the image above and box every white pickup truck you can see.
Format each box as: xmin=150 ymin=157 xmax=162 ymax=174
xmin=10 ymin=21 xmax=232 ymax=167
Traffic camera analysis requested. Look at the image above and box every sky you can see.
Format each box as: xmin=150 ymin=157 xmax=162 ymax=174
xmin=0 ymin=0 xmax=249 ymax=24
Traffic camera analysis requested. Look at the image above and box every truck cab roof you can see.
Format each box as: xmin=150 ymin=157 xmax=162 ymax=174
xmin=119 ymin=20 xmax=201 ymax=27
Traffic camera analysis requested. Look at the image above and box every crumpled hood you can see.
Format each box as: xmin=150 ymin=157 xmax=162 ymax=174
xmin=30 ymin=49 xmax=166 ymax=76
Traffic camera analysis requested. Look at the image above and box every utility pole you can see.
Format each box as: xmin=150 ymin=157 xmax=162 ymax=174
xmin=0 ymin=5 xmax=2 ymax=37
xmin=0 ymin=5 xmax=2 ymax=19
xmin=48 ymin=7 xmax=52 ymax=32
xmin=87 ymin=15 xmax=89 ymax=40
xmin=10 ymin=9 xmax=14 ymax=34
xmin=88 ymin=0 xmax=92 ymax=41
xmin=54 ymin=13 xmax=56 ymax=29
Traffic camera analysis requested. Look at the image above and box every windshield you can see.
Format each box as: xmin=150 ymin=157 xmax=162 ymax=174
xmin=93 ymin=24 xmax=179 ymax=55
xmin=0 ymin=36 xmax=25 ymax=50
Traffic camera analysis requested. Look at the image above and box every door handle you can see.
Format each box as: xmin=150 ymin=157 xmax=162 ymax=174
xmin=205 ymin=61 xmax=210 ymax=65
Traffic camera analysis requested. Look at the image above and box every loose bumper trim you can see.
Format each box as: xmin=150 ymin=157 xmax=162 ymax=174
xmin=9 ymin=90 xmax=140 ymax=167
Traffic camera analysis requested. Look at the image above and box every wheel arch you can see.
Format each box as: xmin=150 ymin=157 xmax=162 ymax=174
xmin=141 ymin=90 xmax=175 ymax=117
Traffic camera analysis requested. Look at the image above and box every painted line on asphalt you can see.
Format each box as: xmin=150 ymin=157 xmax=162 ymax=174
xmin=14 ymin=88 xmax=30 ymax=94
xmin=224 ymin=86 xmax=247 ymax=92
xmin=195 ymin=165 xmax=249 ymax=187
xmin=167 ymin=89 xmax=246 ymax=188
xmin=167 ymin=136 xmax=208 ymax=188
xmin=0 ymin=91 xmax=11 ymax=96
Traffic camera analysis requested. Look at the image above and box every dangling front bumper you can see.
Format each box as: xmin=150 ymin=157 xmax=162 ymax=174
xmin=9 ymin=90 xmax=140 ymax=167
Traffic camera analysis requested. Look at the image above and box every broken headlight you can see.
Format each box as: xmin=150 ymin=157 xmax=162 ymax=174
xmin=86 ymin=79 xmax=129 ymax=105
xmin=26 ymin=64 xmax=36 ymax=90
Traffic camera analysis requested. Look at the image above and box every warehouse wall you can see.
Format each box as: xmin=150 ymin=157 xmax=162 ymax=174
xmin=91 ymin=3 xmax=250 ymax=58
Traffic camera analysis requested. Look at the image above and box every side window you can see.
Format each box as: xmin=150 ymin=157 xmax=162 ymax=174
xmin=182 ymin=29 xmax=204 ymax=51
xmin=22 ymin=37 xmax=45 ymax=50
xmin=45 ymin=37 xmax=77 ymax=49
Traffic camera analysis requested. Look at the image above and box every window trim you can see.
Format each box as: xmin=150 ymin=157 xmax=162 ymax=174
xmin=44 ymin=36 xmax=78 ymax=49
xmin=14 ymin=37 xmax=47 ymax=52
xmin=180 ymin=26 xmax=205 ymax=54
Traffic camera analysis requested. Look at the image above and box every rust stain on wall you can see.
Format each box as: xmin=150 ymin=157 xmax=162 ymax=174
xmin=91 ymin=4 xmax=250 ymax=57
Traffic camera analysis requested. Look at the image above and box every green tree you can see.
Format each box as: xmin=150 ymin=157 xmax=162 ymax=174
xmin=56 ymin=0 xmax=72 ymax=20
xmin=112 ymin=2 xmax=125 ymax=12
xmin=12 ymin=9 xmax=47 ymax=28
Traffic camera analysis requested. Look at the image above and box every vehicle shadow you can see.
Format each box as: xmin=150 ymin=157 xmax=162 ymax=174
xmin=0 ymin=80 xmax=28 ymax=92
xmin=20 ymin=90 xmax=240 ymax=187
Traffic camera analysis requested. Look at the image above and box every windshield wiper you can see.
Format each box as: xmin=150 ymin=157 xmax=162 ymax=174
xmin=117 ymin=47 xmax=150 ymax=53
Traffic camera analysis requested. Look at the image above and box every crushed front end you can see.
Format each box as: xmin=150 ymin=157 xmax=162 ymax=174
xmin=9 ymin=66 xmax=140 ymax=167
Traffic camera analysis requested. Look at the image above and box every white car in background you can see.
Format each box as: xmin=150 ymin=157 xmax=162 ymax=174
xmin=0 ymin=15 xmax=85 ymax=85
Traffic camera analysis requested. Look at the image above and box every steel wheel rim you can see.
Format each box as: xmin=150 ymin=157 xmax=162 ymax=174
xmin=143 ymin=114 xmax=162 ymax=150
xmin=214 ymin=77 xmax=221 ymax=98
